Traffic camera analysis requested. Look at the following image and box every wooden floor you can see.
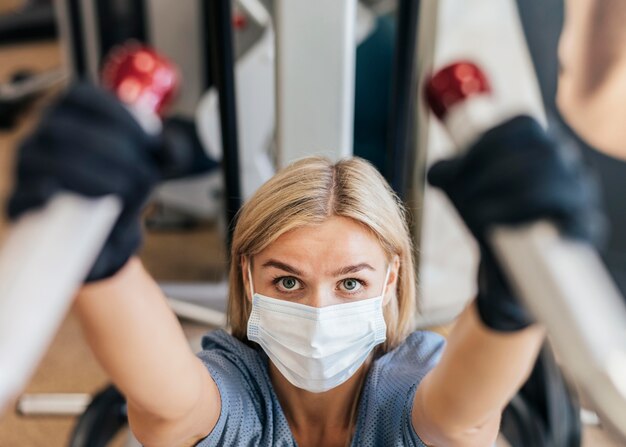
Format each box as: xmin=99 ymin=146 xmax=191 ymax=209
xmin=0 ymin=4 xmax=621 ymax=445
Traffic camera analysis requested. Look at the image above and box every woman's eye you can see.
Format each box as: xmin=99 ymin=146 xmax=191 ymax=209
xmin=340 ymin=278 xmax=362 ymax=293
xmin=277 ymin=277 xmax=301 ymax=291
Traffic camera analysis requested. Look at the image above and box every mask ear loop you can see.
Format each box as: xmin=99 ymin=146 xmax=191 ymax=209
xmin=380 ymin=265 xmax=391 ymax=298
xmin=247 ymin=259 xmax=256 ymax=299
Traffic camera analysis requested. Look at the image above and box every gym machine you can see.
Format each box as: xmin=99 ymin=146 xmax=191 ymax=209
xmin=2 ymin=0 xmax=626 ymax=445
xmin=415 ymin=0 xmax=626 ymax=444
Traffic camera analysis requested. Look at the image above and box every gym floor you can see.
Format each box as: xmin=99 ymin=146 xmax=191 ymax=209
xmin=0 ymin=3 xmax=620 ymax=445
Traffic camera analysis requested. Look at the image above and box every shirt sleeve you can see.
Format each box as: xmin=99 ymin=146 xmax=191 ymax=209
xmin=355 ymin=330 xmax=445 ymax=447
xmin=193 ymin=330 xmax=295 ymax=447
xmin=401 ymin=331 xmax=446 ymax=446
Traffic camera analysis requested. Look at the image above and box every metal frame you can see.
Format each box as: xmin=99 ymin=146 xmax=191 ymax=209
xmin=274 ymin=0 xmax=357 ymax=167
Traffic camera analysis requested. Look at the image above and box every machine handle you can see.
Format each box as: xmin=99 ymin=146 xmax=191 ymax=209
xmin=425 ymin=61 xmax=626 ymax=439
xmin=0 ymin=45 xmax=178 ymax=413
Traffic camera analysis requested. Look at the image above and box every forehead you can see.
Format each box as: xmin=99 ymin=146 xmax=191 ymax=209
xmin=256 ymin=216 xmax=387 ymax=270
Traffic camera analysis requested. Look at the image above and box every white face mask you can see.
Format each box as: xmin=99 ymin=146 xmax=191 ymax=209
xmin=246 ymin=263 xmax=389 ymax=393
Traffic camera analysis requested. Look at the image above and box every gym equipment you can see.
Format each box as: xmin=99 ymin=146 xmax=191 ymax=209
xmin=53 ymin=0 xmax=271 ymax=224
xmin=412 ymin=1 xmax=611 ymax=445
xmin=385 ymin=0 xmax=419 ymax=199
xmin=0 ymin=2 xmax=65 ymax=131
xmin=424 ymin=62 xmax=588 ymax=445
xmin=50 ymin=0 xmax=261 ymax=326
xmin=424 ymin=53 xmax=626 ymax=447
xmin=17 ymin=393 xmax=91 ymax=416
xmin=204 ymin=0 xmax=242 ymax=246
xmin=413 ymin=0 xmax=546 ymax=328
xmin=0 ymin=0 xmax=57 ymax=46
xmin=273 ymin=0 xmax=356 ymax=166
xmin=195 ymin=0 xmax=275 ymax=203
xmin=0 ymin=45 xmax=177 ymax=413
xmin=68 ymin=385 xmax=128 ymax=447
xmin=0 ymin=69 xmax=66 ymax=130
xmin=501 ymin=345 xmax=582 ymax=447
xmin=0 ymin=194 xmax=121 ymax=413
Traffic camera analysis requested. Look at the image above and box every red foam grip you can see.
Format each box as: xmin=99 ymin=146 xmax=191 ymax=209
xmin=425 ymin=61 xmax=491 ymax=120
xmin=101 ymin=44 xmax=179 ymax=117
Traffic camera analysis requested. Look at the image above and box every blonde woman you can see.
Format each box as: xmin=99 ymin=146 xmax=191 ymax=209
xmin=8 ymin=83 xmax=599 ymax=447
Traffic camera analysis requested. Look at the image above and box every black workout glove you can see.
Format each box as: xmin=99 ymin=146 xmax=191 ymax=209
xmin=427 ymin=115 xmax=606 ymax=331
xmin=7 ymin=82 xmax=171 ymax=282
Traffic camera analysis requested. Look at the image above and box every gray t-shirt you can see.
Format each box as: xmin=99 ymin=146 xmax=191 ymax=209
xmin=195 ymin=329 xmax=445 ymax=446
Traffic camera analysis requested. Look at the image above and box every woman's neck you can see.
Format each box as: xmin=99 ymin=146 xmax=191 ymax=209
xmin=268 ymin=362 xmax=367 ymax=447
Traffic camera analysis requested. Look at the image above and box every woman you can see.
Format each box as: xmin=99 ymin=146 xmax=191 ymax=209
xmin=8 ymin=84 xmax=598 ymax=446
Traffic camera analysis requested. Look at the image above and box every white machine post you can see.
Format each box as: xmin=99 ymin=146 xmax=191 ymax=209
xmin=274 ymin=0 xmax=357 ymax=166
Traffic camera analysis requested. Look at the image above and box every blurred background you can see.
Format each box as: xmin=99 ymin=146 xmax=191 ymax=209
xmin=0 ymin=0 xmax=624 ymax=445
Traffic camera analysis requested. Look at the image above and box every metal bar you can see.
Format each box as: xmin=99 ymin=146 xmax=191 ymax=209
xmin=204 ymin=0 xmax=242 ymax=250
xmin=386 ymin=0 xmax=420 ymax=200
xmin=274 ymin=0 xmax=357 ymax=166
xmin=67 ymin=0 xmax=87 ymax=77
xmin=0 ymin=195 xmax=121 ymax=413
xmin=166 ymin=297 xmax=227 ymax=328
xmin=411 ymin=0 xmax=440 ymax=322
xmin=17 ymin=393 xmax=91 ymax=416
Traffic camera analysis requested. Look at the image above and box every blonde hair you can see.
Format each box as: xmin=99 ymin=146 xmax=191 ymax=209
xmin=228 ymin=156 xmax=417 ymax=353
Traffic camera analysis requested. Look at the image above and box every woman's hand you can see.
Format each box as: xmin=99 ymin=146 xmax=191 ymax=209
xmin=427 ymin=115 xmax=605 ymax=330
xmin=11 ymin=83 xmax=221 ymax=444
xmin=7 ymin=82 xmax=163 ymax=282
xmin=414 ymin=117 xmax=593 ymax=444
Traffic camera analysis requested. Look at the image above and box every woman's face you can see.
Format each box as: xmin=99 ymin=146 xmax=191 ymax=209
xmin=244 ymin=216 xmax=398 ymax=307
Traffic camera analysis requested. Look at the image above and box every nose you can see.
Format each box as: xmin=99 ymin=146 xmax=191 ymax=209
xmin=307 ymin=286 xmax=340 ymax=308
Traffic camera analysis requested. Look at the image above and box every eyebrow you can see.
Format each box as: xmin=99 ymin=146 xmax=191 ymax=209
xmin=261 ymin=259 xmax=304 ymax=276
xmin=331 ymin=263 xmax=375 ymax=276
xmin=261 ymin=259 xmax=375 ymax=277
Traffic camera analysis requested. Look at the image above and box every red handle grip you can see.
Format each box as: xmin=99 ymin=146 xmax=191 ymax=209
xmin=425 ymin=61 xmax=491 ymax=120
xmin=101 ymin=44 xmax=179 ymax=117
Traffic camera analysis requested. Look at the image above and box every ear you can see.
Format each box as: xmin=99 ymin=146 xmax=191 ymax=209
xmin=241 ymin=255 xmax=253 ymax=303
xmin=383 ymin=255 xmax=400 ymax=306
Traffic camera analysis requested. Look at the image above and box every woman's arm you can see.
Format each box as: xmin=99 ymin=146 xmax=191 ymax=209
xmin=7 ymin=84 xmax=220 ymax=446
xmin=557 ymin=0 xmax=626 ymax=159
xmin=73 ymin=257 xmax=220 ymax=447
xmin=412 ymin=303 xmax=545 ymax=446
xmin=421 ymin=107 xmax=599 ymax=445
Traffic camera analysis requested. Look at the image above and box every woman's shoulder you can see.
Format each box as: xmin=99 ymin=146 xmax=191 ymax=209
xmin=196 ymin=331 xmax=277 ymax=425
xmin=368 ymin=330 xmax=446 ymax=386
xmin=200 ymin=329 xmax=256 ymax=353
xmin=378 ymin=330 xmax=446 ymax=367
xmin=195 ymin=332 xmax=294 ymax=446
xmin=198 ymin=329 xmax=264 ymax=370
xmin=354 ymin=331 xmax=446 ymax=446
xmin=197 ymin=330 xmax=269 ymax=388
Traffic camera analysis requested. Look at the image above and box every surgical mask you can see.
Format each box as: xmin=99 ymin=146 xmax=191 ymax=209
xmin=246 ymin=264 xmax=389 ymax=393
